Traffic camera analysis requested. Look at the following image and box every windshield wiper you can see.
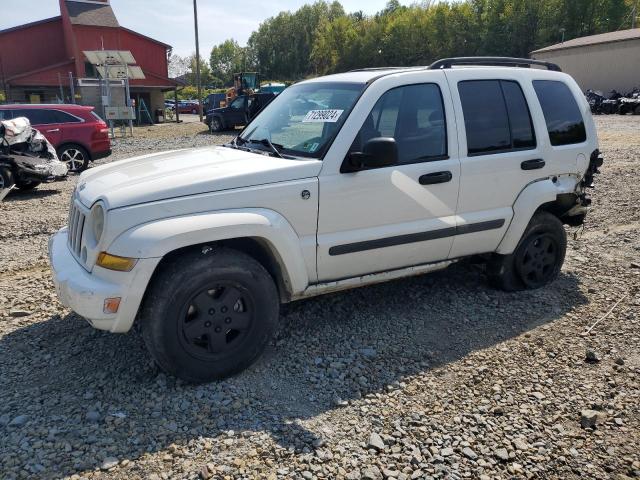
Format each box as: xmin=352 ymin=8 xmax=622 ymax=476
xmin=248 ymin=138 xmax=284 ymax=158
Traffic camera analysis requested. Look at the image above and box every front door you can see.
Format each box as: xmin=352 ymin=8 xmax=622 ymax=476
xmin=227 ymin=96 xmax=248 ymax=126
xmin=317 ymin=81 xmax=461 ymax=282
xmin=11 ymin=108 xmax=63 ymax=146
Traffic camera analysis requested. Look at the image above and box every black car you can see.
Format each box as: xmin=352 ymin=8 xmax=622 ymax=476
xmin=206 ymin=93 xmax=275 ymax=132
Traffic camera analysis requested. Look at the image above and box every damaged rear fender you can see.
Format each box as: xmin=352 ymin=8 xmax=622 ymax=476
xmin=496 ymin=176 xmax=581 ymax=255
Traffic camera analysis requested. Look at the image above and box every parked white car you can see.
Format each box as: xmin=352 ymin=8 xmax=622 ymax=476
xmin=49 ymin=57 xmax=602 ymax=382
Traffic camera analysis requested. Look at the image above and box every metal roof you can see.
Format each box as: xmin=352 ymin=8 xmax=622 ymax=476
xmin=532 ymin=28 xmax=640 ymax=54
xmin=66 ymin=1 xmax=119 ymax=28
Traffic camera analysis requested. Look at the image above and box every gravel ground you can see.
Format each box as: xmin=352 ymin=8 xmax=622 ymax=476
xmin=0 ymin=117 xmax=639 ymax=480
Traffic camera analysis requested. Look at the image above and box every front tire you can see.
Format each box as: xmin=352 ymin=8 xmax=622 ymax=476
xmin=140 ymin=247 xmax=279 ymax=383
xmin=0 ymin=166 xmax=14 ymax=190
xmin=58 ymin=145 xmax=90 ymax=173
xmin=210 ymin=117 xmax=223 ymax=132
xmin=488 ymin=212 xmax=566 ymax=291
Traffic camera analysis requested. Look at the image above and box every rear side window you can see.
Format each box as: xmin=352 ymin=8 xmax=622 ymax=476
xmin=90 ymin=111 xmax=105 ymax=122
xmin=533 ymin=80 xmax=586 ymax=146
xmin=52 ymin=110 xmax=83 ymax=124
xmin=458 ymin=80 xmax=536 ymax=156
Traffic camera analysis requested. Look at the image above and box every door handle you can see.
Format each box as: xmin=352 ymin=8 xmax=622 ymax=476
xmin=46 ymin=128 xmax=60 ymax=133
xmin=521 ymin=159 xmax=545 ymax=170
xmin=419 ymin=171 xmax=453 ymax=185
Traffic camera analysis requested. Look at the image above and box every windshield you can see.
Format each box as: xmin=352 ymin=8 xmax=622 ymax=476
xmin=239 ymin=82 xmax=365 ymax=159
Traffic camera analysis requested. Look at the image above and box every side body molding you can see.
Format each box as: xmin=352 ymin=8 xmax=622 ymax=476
xmin=496 ymin=176 xmax=579 ymax=255
xmin=108 ymin=208 xmax=310 ymax=296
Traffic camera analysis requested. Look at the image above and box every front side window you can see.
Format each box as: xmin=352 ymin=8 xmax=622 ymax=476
xmin=11 ymin=109 xmax=59 ymax=125
xmin=230 ymin=97 xmax=246 ymax=110
xmin=458 ymin=80 xmax=536 ymax=156
xmin=533 ymin=80 xmax=586 ymax=146
xmin=240 ymin=82 xmax=365 ymax=158
xmin=350 ymin=83 xmax=447 ymax=164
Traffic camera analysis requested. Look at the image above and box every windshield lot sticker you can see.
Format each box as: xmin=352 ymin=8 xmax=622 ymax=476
xmin=303 ymin=109 xmax=344 ymax=123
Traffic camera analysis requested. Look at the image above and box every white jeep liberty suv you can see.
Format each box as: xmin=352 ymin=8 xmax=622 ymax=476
xmin=49 ymin=57 xmax=602 ymax=382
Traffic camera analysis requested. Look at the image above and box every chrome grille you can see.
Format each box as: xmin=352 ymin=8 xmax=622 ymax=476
xmin=67 ymin=200 xmax=86 ymax=257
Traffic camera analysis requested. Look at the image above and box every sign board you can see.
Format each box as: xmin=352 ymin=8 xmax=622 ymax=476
xmin=84 ymin=50 xmax=136 ymax=66
xmin=96 ymin=65 xmax=145 ymax=80
xmin=104 ymin=107 xmax=136 ymax=121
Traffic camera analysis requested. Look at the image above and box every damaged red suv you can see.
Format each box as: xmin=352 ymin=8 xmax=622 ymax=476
xmin=0 ymin=104 xmax=111 ymax=172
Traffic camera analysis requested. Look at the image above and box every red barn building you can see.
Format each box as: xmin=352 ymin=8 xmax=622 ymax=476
xmin=0 ymin=0 xmax=177 ymax=121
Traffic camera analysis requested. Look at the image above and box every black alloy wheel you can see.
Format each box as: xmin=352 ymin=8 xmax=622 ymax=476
xmin=515 ymin=232 xmax=559 ymax=289
xmin=210 ymin=117 xmax=222 ymax=132
xmin=179 ymin=283 xmax=255 ymax=360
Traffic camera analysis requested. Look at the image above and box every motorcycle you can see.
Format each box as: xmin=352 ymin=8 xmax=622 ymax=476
xmin=618 ymin=88 xmax=640 ymax=115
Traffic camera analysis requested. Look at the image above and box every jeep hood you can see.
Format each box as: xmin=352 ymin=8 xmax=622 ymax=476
xmin=77 ymin=146 xmax=322 ymax=209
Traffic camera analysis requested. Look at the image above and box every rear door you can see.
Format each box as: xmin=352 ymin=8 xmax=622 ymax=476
xmin=12 ymin=109 xmax=63 ymax=146
xmin=443 ymin=71 xmax=547 ymax=258
xmin=53 ymin=109 xmax=87 ymax=148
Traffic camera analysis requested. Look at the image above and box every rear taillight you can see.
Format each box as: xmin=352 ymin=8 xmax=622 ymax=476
xmin=92 ymin=122 xmax=109 ymax=139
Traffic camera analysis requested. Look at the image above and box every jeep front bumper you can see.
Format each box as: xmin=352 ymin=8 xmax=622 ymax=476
xmin=48 ymin=228 xmax=160 ymax=333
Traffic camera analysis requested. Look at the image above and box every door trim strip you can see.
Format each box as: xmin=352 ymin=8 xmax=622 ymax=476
xmin=328 ymin=219 xmax=505 ymax=256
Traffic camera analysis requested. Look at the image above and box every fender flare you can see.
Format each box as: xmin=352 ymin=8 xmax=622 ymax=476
xmin=108 ymin=208 xmax=310 ymax=295
xmin=496 ymin=176 xmax=578 ymax=255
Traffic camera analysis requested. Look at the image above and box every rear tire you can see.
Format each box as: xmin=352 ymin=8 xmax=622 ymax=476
xmin=0 ymin=166 xmax=14 ymax=190
xmin=140 ymin=247 xmax=279 ymax=383
xmin=488 ymin=212 xmax=566 ymax=291
xmin=58 ymin=145 xmax=90 ymax=173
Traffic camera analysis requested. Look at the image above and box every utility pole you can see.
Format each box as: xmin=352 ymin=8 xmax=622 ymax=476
xmin=193 ymin=0 xmax=203 ymax=122
xmin=632 ymin=0 xmax=638 ymax=29
xmin=68 ymin=72 xmax=75 ymax=104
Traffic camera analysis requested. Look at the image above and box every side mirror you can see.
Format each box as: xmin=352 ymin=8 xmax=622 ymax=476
xmin=345 ymin=137 xmax=398 ymax=172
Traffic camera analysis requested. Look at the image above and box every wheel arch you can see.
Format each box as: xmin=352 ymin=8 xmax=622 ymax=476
xmin=496 ymin=176 xmax=580 ymax=255
xmin=107 ymin=209 xmax=310 ymax=302
xmin=150 ymin=237 xmax=294 ymax=303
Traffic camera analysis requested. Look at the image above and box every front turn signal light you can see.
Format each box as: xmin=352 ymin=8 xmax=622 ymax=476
xmin=103 ymin=297 xmax=121 ymax=314
xmin=96 ymin=252 xmax=138 ymax=272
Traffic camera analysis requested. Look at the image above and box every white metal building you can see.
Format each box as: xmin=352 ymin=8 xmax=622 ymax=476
xmin=531 ymin=28 xmax=640 ymax=93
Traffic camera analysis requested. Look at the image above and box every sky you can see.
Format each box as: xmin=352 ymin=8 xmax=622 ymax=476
xmin=0 ymin=0 xmax=407 ymax=56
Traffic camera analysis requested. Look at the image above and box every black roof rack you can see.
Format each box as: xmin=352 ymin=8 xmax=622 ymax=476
xmin=429 ymin=57 xmax=562 ymax=72
xmin=348 ymin=66 xmax=421 ymax=72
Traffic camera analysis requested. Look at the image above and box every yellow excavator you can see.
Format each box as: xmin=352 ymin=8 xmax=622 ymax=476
xmin=223 ymin=72 xmax=259 ymax=107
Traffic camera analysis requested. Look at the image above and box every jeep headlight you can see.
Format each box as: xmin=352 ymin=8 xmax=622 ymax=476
xmin=91 ymin=203 xmax=105 ymax=244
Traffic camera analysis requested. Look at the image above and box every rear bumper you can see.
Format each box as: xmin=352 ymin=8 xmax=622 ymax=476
xmin=48 ymin=228 xmax=160 ymax=333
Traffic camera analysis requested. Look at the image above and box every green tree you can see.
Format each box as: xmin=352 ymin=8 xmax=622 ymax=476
xmin=203 ymin=0 xmax=632 ymax=81
xmin=209 ymin=39 xmax=245 ymax=84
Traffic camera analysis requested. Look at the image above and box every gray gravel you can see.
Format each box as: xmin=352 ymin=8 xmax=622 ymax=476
xmin=0 ymin=118 xmax=639 ymax=479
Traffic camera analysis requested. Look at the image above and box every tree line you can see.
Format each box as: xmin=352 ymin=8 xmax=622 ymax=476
xmin=172 ymin=0 xmax=635 ymax=86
